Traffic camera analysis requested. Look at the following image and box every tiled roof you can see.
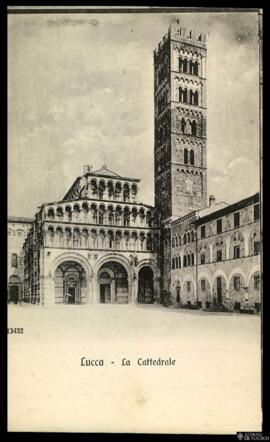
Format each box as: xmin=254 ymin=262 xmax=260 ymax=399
xmin=8 ymin=216 xmax=34 ymax=223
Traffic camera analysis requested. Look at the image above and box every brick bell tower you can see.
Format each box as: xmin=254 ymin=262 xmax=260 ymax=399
xmin=154 ymin=22 xmax=208 ymax=223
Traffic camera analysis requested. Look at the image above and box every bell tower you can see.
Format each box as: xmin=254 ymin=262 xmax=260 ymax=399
xmin=154 ymin=22 xmax=208 ymax=222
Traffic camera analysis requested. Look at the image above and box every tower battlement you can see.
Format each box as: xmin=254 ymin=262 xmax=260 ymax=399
xmin=154 ymin=22 xmax=207 ymax=56
xmin=169 ymin=22 xmax=207 ymax=47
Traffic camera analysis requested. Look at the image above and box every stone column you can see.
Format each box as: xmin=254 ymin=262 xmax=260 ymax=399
xmin=91 ymin=277 xmax=99 ymax=304
xmin=131 ymin=276 xmax=138 ymax=304
xmin=111 ymin=278 xmax=116 ymax=303
xmin=154 ymin=277 xmax=161 ymax=304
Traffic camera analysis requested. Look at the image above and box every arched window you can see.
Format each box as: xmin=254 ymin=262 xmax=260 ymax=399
xmin=183 ymin=256 xmax=187 ymax=267
xmin=176 ymin=257 xmax=179 ymax=269
xmin=189 ymin=60 xmax=194 ymax=75
xmin=191 ymin=231 xmax=194 ymax=241
xmin=184 ymin=148 xmax=188 ymax=165
xmin=181 ymin=118 xmax=186 ymax=134
xmin=191 ymin=253 xmax=194 ymax=266
xmin=190 ymin=90 xmax=193 ymax=104
xmin=194 ymin=91 xmax=198 ymax=105
xmin=191 ymin=121 xmax=197 ymax=136
xmin=190 ymin=150 xmax=194 ymax=165
xmin=194 ymin=61 xmax=199 ymax=76
xmin=11 ymin=253 xmax=18 ymax=268
xmin=187 ymin=232 xmax=190 ymax=243
xmin=183 ymin=59 xmax=188 ymax=73
xmin=179 ymin=57 xmax=183 ymax=72
xmin=184 ymin=234 xmax=187 ymax=244
xmin=187 ymin=255 xmax=191 ymax=266
xmin=172 ymin=237 xmax=175 ymax=247
xmin=175 ymin=236 xmax=178 ymax=247
xmin=172 ymin=258 xmax=175 ymax=270
xmin=178 ymin=257 xmax=181 ymax=268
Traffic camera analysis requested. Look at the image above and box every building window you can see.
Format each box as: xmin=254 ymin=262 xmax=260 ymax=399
xmin=175 ymin=257 xmax=179 ymax=269
xmin=217 ymin=219 xmax=222 ymax=234
xmin=254 ymin=274 xmax=260 ymax=290
xmin=201 ymin=253 xmax=205 ymax=264
xmin=201 ymin=279 xmax=205 ymax=291
xmin=187 ymin=281 xmax=191 ymax=292
xmin=234 ymin=245 xmax=240 ymax=259
xmin=254 ymin=204 xmax=260 ymax=221
xmin=187 ymin=255 xmax=191 ymax=266
xmin=217 ymin=250 xmax=222 ymax=262
xmin=183 ymin=256 xmax=187 ymax=267
xmin=184 ymin=148 xmax=188 ymax=165
xmin=254 ymin=241 xmax=260 ymax=255
xmin=172 ymin=258 xmax=175 ymax=270
xmin=234 ymin=276 xmax=240 ymax=291
xmin=178 ymin=257 xmax=181 ymax=268
xmin=234 ymin=212 xmax=240 ymax=228
xmin=183 ymin=234 xmax=187 ymax=244
xmin=201 ymin=225 xmax=205 ymax=238
xmin=190 ymin=150 xmax=194 ymax=165
xmin=191 ymin=253 xmax=194 ymax=265
xmin=172 ymin=238 xmax=175 ymax=247
xmin=11 ymin=253 xmax=18 ymax=268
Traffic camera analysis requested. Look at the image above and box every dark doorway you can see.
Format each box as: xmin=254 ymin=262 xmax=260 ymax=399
xmin=10 ymin=285 xmax=19 ymax=304
xmin=100 ymin=284 xmax=111 ymax=303
xmin=138 ymin=266 xmax=154 ymax=303
xmin=217 ymin=277 xmax=222 ymax=304
xmin=67 ymin=286 xmax=76 ymax=304
xmin=176 ymin=287 xmax=180 ymax=303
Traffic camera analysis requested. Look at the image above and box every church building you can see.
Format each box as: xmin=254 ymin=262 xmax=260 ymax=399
xmin=8 ymin=22 xmax=261 ymax=312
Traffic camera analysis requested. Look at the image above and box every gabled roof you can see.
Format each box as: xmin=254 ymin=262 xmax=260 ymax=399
xmin=88 ymin=165 xmax=140 ymax=183
xmin=92 ymin=166 xmax=122 ymax=178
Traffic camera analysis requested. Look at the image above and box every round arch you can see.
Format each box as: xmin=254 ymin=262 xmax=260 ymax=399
xmin=198 ymin=272 xmax=213 ymax=293
xmin=94 ymin=253 xmax=131 ymax=279
xmin=228 ymin=267 xmax=247 ymax=288
xmin=50 ymin=252 xmax=93 ymax=280
xmin=247 ymin=264 xmax=261 ymax=286
xmin=212 ymin=269 xmax=229 ymax=290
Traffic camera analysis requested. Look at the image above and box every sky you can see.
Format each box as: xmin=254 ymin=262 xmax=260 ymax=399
xmin=8 ymin=10 xmax=261 ymax=217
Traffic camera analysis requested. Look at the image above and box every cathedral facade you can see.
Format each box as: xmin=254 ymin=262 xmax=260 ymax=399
xmin=8 ymin=23 xmax=261 ymax=311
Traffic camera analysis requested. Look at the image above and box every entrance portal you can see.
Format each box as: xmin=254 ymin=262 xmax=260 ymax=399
xmin=98 ymin=262 xmax=129 ymax=304
xmin=138 ymin=266 xmax=154 ymax=303
xmin=54 ymin=261 xmax=88 ymax=304
xmin=8 ymin=275 xmax=21 ymax=304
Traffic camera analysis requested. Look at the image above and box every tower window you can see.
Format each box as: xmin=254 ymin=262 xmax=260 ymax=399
xmin=187 ymin=281 xmax=191 ymax=292
xmin=194 ymin=61 xmax=199 ymax=76
xmin=183 ymin=59 xmax=188 ymax=73
xmin=254 ymin=204 xmax=260 ymax=221
xmin=201 ymin=225 xmax=205 ymax=238
xmin=181 ymin=118 xmax=186 ymax=134
xmin=172 ymin=258 xmax=175 ymax=270
xmin=191 ymin=121 xmax=197 ymax=136
xmin=201 ymin=253 xmax=205 ymax=264
xmin=194 ymin=91 xmax=198 ymax=105
xmin=190 ymin=150 xmax=194 ymax=165
xmin=184 ymin=149 xmax=188 ymax=165
xmin=183 ymin=256 xmax=187 ymax=267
